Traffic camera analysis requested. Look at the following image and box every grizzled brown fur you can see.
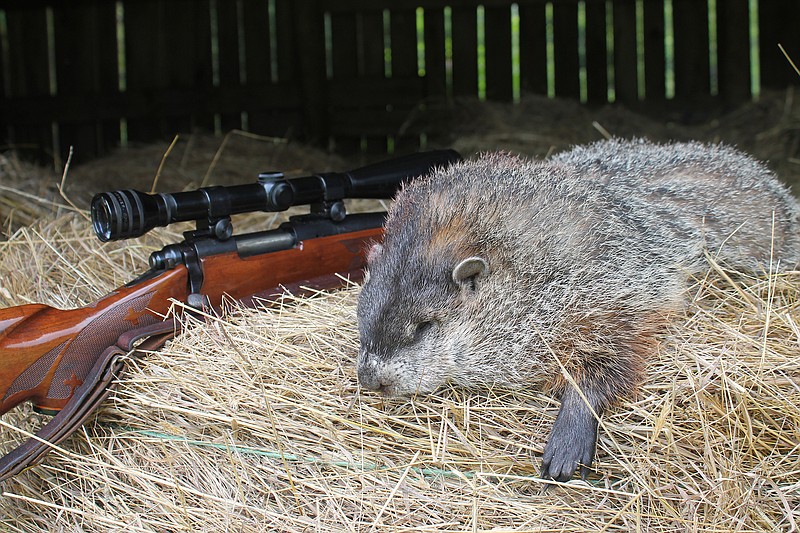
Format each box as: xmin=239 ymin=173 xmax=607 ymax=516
xmin=356 ymin=139 xmax=800 ymax=482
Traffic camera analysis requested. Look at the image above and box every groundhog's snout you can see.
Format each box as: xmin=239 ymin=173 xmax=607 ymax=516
xmin=356 ymin=352 xmax=387 ymax=392
xmin=357 ymin=348 xmax=433 ymax=396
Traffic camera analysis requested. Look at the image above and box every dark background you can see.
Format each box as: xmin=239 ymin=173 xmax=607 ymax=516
xmin=0 ymin=0 xmax=798 ymax=168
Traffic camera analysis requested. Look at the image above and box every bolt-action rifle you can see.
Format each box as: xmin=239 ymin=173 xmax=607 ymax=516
xmin=0 ymin=149 xmax=462 ymax=481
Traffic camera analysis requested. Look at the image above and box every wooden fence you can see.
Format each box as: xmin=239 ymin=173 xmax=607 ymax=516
xmin=0 ymin=0 xmax=798 ymax=166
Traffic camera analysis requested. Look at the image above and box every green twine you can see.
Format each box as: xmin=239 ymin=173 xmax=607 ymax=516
xmin=108 ymin=427 xmax=621 ymax=490
xmin=125 ymin=428 xmax=475 ymax=480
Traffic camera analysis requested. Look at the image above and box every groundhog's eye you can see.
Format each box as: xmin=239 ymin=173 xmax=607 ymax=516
xmin=412 ymin=320 xmax=436 ymax=342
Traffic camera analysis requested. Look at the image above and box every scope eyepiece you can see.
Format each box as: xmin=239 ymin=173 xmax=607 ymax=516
xmin=91 ymin=190 xmax=169 ymax=242
xmin=91 ymin=183 xmax=271 ymax=242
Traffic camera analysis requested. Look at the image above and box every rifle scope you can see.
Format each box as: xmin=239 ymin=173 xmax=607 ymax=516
xmin=91 ymin=149 xmax=461 ymax=242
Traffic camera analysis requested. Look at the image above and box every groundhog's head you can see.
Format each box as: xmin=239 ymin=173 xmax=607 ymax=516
xmin=356 ymin=241 xmax=492 ymax=395
xmin=355 ymin=155 xmax=539 ymax=396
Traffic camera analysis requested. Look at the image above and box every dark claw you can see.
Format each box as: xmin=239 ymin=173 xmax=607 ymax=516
xmin=540 ymin=431 xmax=596 ymax=482
xmin=540 ymin=388 xmax=601 ymax=482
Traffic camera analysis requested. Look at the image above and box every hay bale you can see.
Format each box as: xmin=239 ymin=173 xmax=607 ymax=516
xmin=0 ymin=211 xmax=798 ymax=532
xmin=0 ymin=152 xmax=75 ymax=237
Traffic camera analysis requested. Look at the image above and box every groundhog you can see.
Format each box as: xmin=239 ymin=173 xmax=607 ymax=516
xmin=356 ymin=138 xmax=800 ymax=482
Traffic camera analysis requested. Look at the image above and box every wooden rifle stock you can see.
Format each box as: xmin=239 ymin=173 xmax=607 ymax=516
xmin=0 ymin=266 xmax=187 ymax=415
xmin=0 ymin=222 xmax=382 ymax=481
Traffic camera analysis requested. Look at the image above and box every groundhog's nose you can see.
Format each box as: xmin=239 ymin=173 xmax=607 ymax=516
xmin=356 ymin=352 xmax=385 ymax=391
xmin=357 ymin=367 xmax=382 ymax=391
xmin=358 ymin=374 xmax=379 ymax=391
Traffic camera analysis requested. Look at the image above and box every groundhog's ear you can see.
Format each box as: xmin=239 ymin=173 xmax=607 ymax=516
xmin=366 ymin=243 xmax=383 ymax=263
xmin=452 ymin=256 xmax=489 ymax=287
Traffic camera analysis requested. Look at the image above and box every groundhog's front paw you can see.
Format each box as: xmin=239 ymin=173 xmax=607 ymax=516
xmin=540 ymin=402 xmax=599 ymax=482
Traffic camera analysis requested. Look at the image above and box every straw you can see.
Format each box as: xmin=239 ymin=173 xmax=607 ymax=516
xmin=1 ymin=94 xmax=799 ymax=531
xmin=0 ymin=210 xmax=797 ymax=532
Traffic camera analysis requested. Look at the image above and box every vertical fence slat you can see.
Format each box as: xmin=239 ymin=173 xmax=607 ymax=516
xmin=216 ymin=1 xmax=241 ymax=85
xmin=5 ymin=5 xmax=53 ymax=163
xmin=423 ymin=7 xmax=447 ymax=99
xmin=391 ymin=8 xmax=417 ymax=78
xmin=0 ymin=15 xmax=3 ymax=149
xmin=5 ymin=7 xmax=50 ymax=100
xmin=518 ymin=2 xmax=547 ymax=96
xmin=52 ymin=1 xmax=118 ymax=163
xmin=584 ymin=0 xmax=608 ymax=104
xmin=612 ymin=0 xmax=638 ymax=104
xmin=451 ymin=5 xmax=478 ymax=97
xmin=391 ymin=7 xmax=421 ymax=152
xmin=758 ymin=0 xmax=800 ymax=89
xmin=241 ymin=0 xmax=270 ymax=86
xmin=123 ymin=0 xmax=165 ymax=142
xmin=330 ymin=11 xmax=358 ymax=80
xmin=0 ymin=8 xmax=4 ymax=115
xmin=240 ymin=0 xmax=273 ymax=135
xmin=330 ymin=10 xmax=360 ymax=151
xmin=124 ymin=0 xmax=213 ymax=139
xmin=274 ymin=0 xmax=296 ymax=84
xmin=642 ymin=0 xmax=666 ymax=102
xmin=672 ymin=0 xmax=710 ymax=101
xmin=288 ymin=0 xmax=325 ymax=142
xmin=717 ymin=0 xmax=751 ymax=105
xmin=163 ymin=0 xmax=213 ymax=134
xmin=272 ymin=0 xmax=305 ymax=139
xmin=552 ymin=2 xmax=580 ymax=100
xmin=216 ymin=0 xmax=243 ymax=132
xmin=360 ymin=11 xmax=384 ymax=78
xmin=360 ymin=9 xmax=386 ymax=152
xmin=484 ymin=5 xmax=513 ymax=101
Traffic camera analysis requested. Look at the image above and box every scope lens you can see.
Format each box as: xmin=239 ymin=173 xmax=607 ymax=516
xmin=91 ymin=192 xmax=122 ymax=242
xmin=91 ymin=198 xmax=112 ymax=241
xmin=91 ymin=189 xmax=145 ymax=241
xmin=91 ymin=189 xmax=175 ymax=241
